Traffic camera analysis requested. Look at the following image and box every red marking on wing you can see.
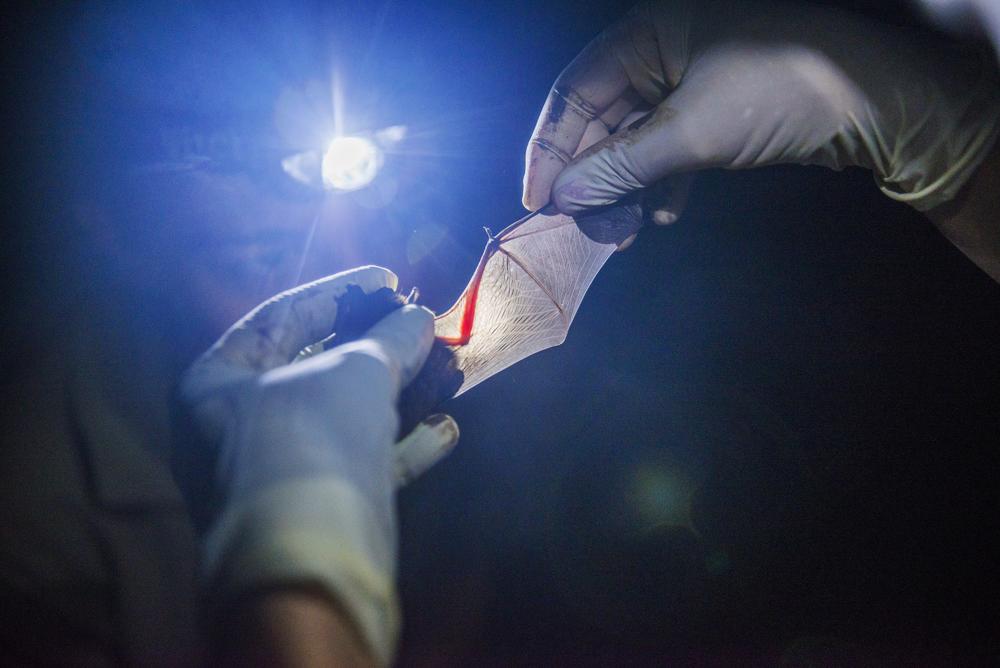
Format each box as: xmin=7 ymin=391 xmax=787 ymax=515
xmin=434 ymin=241 xmax=496 ymax=346
xmin=432 ymin=209 xmax=550 ymax=346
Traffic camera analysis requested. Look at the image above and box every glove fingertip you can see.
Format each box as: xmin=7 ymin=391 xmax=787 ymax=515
xmin=394 ymin=414 xmax=459 ymax=487
xmin=333 ymin=305 xmax=435 ymax=396
xmin=652 ymin=209 xmax=678 ymax=225
xmin=355 ymin=264 xmax=400 ymax=293
xmin=522 ymin=191 xmax=538 ymax=211
xmin=393 ymin=305 xmax=436 ymax=353
xmin=368 ymin=305 xmax=435 ymax=360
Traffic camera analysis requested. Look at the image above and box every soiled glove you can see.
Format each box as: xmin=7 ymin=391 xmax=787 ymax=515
xmin=919 ymin=0 xmax=1000 ymax=54
xmin=179 ymin=265 xmax=458 ymax=666
xmin=524 ymin=0 xmax=1000 ymax=217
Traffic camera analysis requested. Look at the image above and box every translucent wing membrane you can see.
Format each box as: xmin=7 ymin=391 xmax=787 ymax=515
xmin=435 ymin=204 xmax=642 ymax=395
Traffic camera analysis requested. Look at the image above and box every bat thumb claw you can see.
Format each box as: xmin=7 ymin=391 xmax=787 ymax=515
xmin=616 ymin=233 xmax=638 ymax=251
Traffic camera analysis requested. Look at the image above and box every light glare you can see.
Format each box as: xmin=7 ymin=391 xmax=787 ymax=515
xmin=321 ymin=136 xmax=381 ymax=191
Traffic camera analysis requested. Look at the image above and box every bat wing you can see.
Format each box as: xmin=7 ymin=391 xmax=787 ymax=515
xmin=435 ymin=203 xmax=643 ymax=396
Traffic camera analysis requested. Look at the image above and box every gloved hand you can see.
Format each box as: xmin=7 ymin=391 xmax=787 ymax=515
xmin=523 ymin=0 xmax=1000 ymax=219
xmin=179 ymin=265 xmax=459 ymax=666
xmin=919 ymin=0 xmax=1000 ymax=54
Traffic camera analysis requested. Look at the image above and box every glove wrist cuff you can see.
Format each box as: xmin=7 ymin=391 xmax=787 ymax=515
xmin=877 ymin=65 xmax=1000 ymax=211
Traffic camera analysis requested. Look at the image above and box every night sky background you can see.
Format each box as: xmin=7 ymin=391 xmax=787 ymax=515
xmin=4 ymin=0 xmax=1000 ymax=664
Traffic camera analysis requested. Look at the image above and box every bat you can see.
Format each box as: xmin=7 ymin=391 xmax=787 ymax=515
xmin=327 ymin=201 xmax=644 ymax=434
xmin=433 ymin=201 xmax=644 ymax=395
xmin=175 ymin=203 xmax=644 ymax=526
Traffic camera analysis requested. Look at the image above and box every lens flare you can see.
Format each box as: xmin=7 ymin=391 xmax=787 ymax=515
xmin=321 ymin=136 xmax=381 ymax=191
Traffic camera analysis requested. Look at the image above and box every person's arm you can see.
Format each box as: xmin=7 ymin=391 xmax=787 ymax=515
xmin=523 ymin=0 xmax=1000 ymax=281
xmin=926 ymin=138 xmax=1000 ymax=282
xmin=218 ymin=587 xmax=375 ymax=667
xmin=178 ymin=266 xmax=460 ymax=666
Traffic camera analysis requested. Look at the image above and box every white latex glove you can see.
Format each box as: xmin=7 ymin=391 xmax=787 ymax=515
xmin=523 ymin=0 xmax=1000 ymax=218
xmin=920 ymin=0 xmax=1000 ymax=55
xmin=179 ymin=265 xmax=459 ymax=666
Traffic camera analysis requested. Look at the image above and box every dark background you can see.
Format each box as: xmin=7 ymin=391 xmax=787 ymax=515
xmin=5 ymin=1 xmax=1000 ymax=664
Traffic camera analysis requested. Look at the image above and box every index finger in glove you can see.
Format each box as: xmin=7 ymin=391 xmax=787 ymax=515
xmin=183 ymin=265 xmax=397 ymax=396
xmin=355 ymin=303 xmax=436 ymax=392
xmin=522 ymin=1 xmax=673 ymax=211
